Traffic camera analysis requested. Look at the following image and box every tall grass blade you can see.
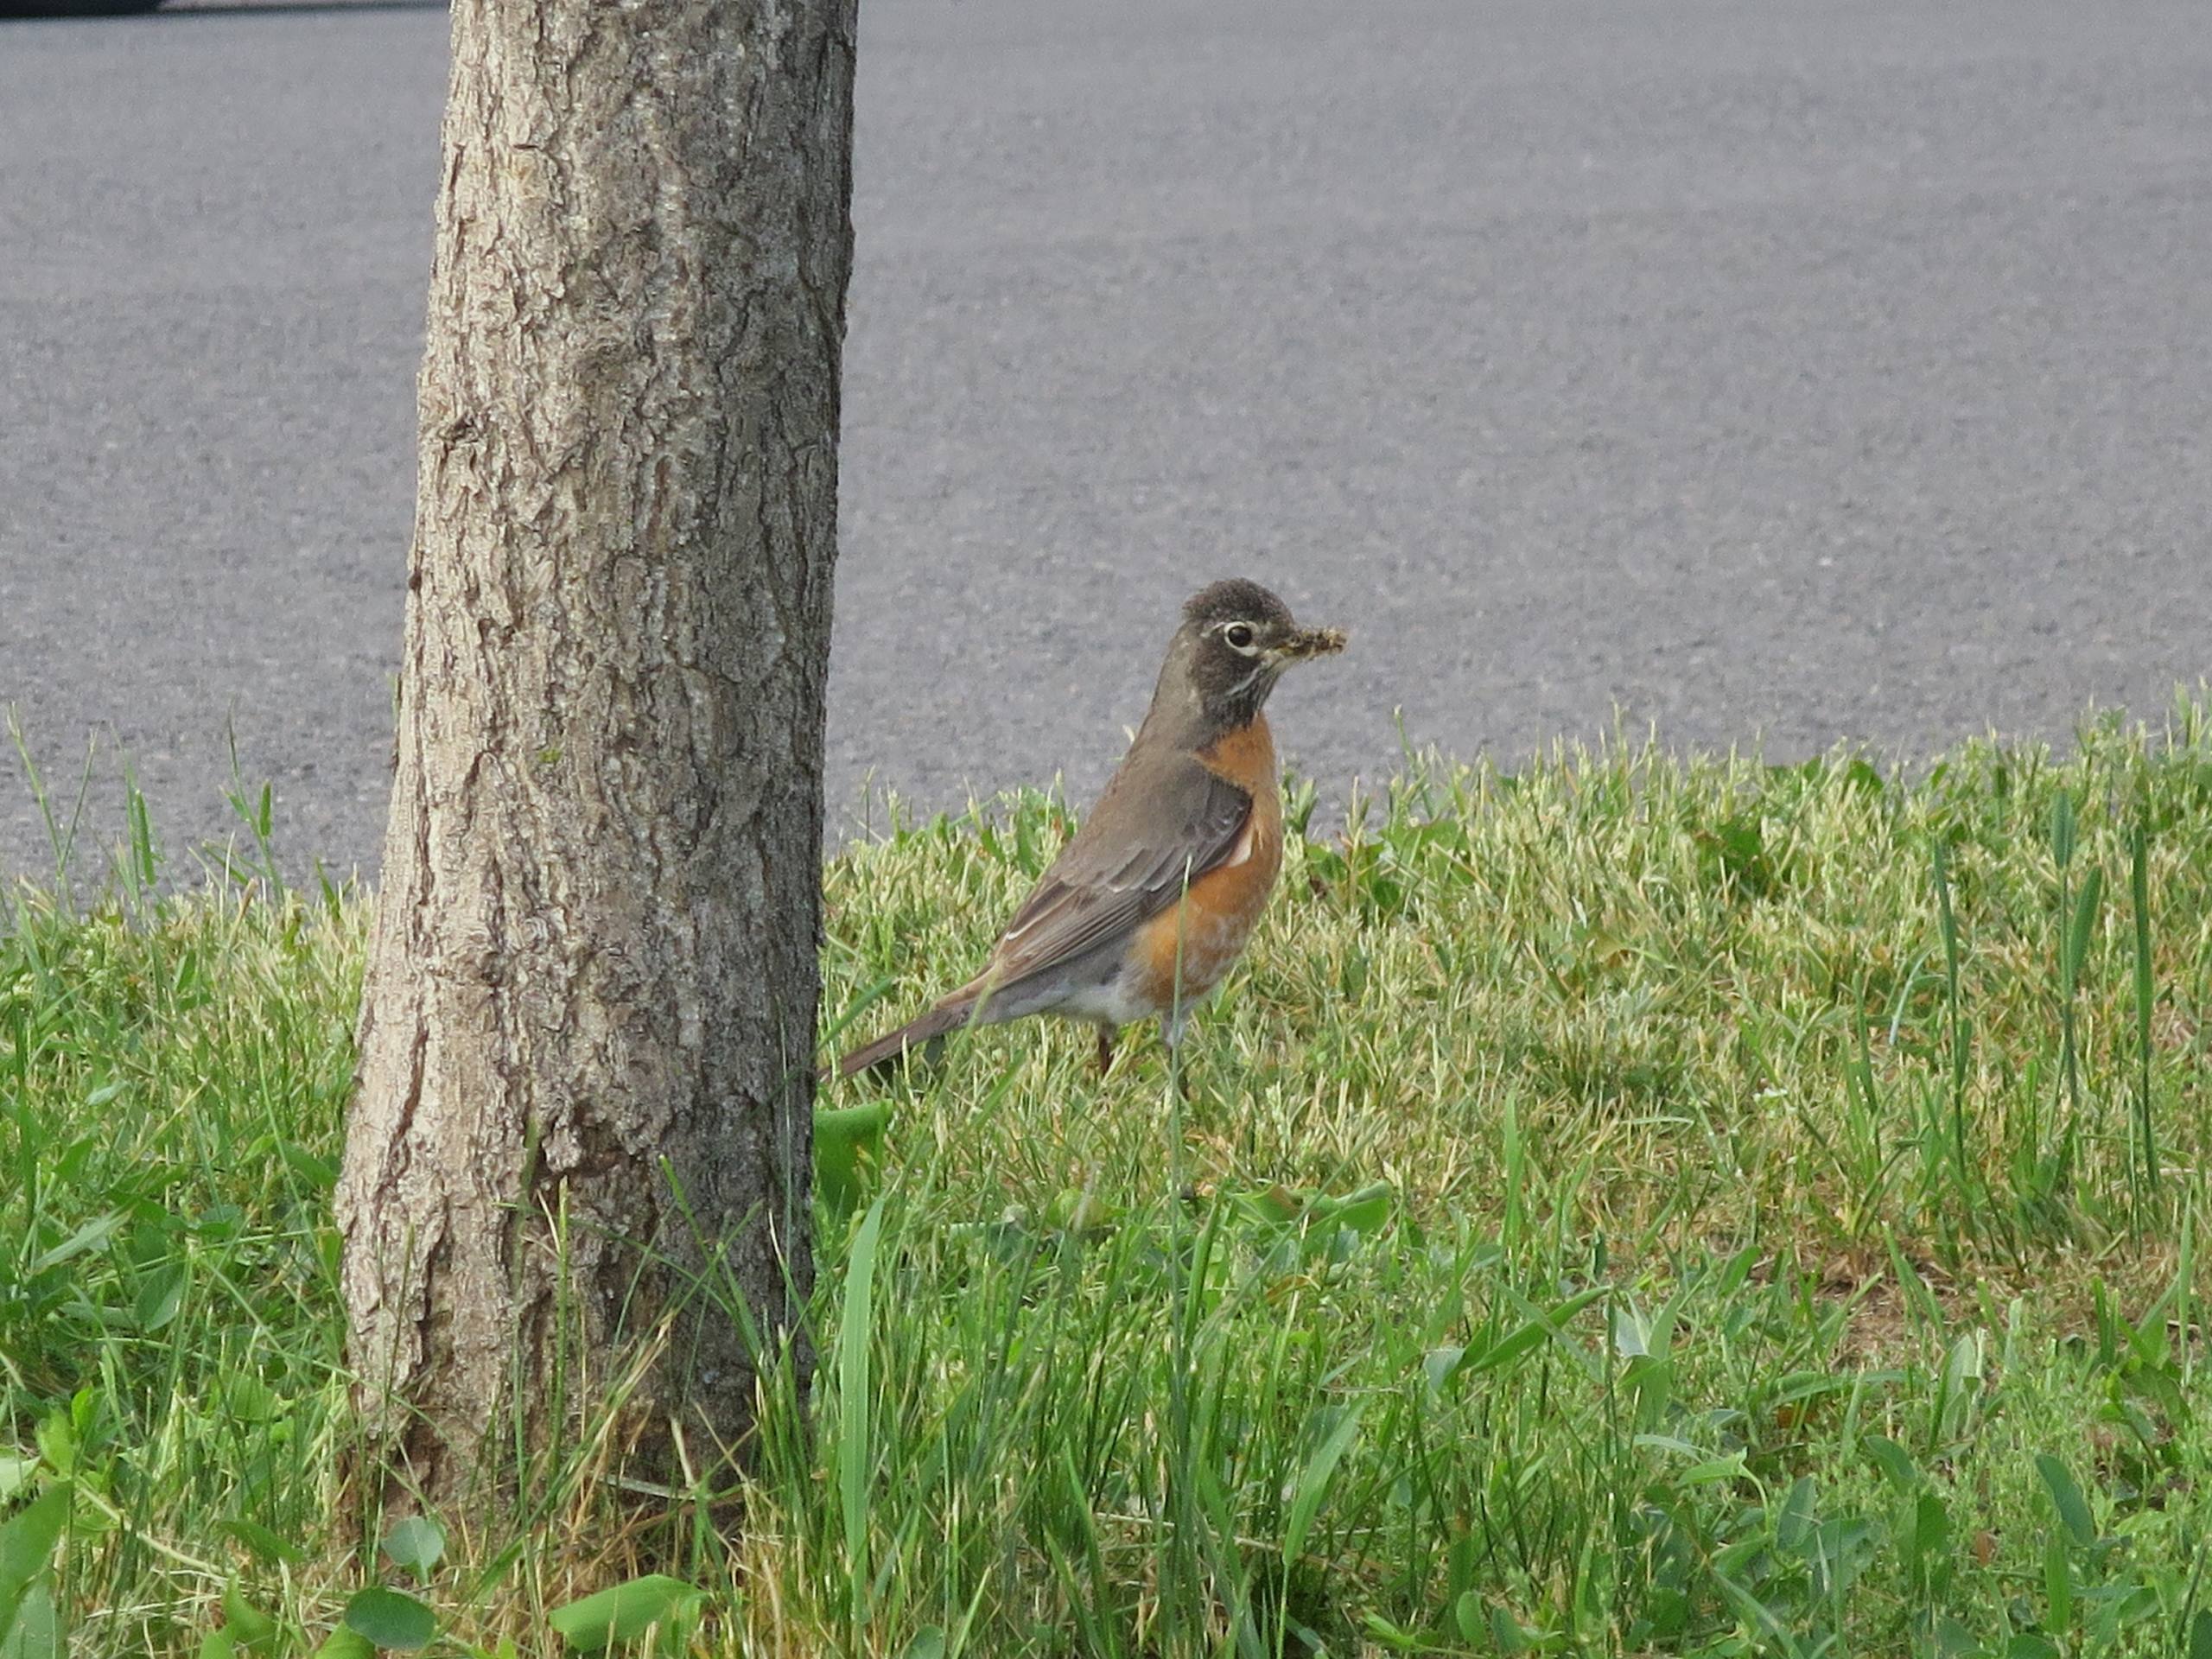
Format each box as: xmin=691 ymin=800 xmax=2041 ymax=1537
xmin=2034 ymin=1453 xmax=2095 ymax=1548
xmin=2056 ymin=857 xmax=2101 ymax=1181
xmin=840 ymin=1198 xmax=888 ymax=1637
xmin=1931 ymin=838 xmax=1971 ymax=1188
xmin=6 ymin=714 xmax=96 ymax=902
xmin=1281 ymin=1402 xmax=1364 ymax=1573
xmin=2129 ymin=822 xmax=2158 ymax=1198
xmin=2049 ymin=788 xmax=2076 ymax=871
xmin=2063 ymin=866 xmax=2102 ymax=990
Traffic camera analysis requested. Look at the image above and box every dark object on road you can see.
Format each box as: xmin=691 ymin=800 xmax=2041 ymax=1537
xmin=840 ymin=578 xmax=1347 ymax=1078
xmin=1 ymin=0 xmax=164 ymax=16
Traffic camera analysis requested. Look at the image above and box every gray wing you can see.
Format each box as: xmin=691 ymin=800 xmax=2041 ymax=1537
xmin=982 ymin=749 xmax=1253 ymax=991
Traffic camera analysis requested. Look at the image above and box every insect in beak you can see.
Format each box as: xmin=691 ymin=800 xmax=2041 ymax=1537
xmin=1274 ymin=626 xmax=1348 ymax=663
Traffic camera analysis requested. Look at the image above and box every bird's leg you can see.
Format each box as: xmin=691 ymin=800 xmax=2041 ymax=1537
xmin=1095 ymin=1024 xmax=1117 ymax=1075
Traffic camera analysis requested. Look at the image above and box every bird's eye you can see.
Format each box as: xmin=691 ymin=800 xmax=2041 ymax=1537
xmin=1222 ymin=622 xmax=1258 ymax=653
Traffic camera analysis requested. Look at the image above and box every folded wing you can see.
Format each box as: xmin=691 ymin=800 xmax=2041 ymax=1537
xmin=985 ymin=748 xmax=1254 ymax=994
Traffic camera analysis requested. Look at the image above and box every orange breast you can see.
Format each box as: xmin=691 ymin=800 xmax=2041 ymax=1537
xmin=1130 ymin=717 xmax=1283 ymax=1009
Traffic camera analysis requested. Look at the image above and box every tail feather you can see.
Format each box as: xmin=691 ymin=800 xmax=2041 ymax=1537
xmin=837 ymin=999 xmax=977 ymax=1078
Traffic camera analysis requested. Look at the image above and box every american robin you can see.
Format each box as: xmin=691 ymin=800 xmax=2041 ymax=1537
xmin=839 ymin=578 xmax=1345 ymax=1078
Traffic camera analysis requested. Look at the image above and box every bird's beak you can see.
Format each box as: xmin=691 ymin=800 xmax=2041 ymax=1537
xmin=1274 ymin=625 xmax=1348 ymax=664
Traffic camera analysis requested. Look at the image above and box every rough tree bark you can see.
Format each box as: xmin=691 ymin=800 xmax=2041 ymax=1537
xmin=334 ymin=0 xmax=856 ymax=1505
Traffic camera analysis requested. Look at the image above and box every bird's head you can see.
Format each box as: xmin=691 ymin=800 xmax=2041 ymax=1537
xmin=1165 ymin=578 xmax=1346 ymax=732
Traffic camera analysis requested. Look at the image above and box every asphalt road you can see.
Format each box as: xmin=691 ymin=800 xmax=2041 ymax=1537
xmin=3 ymin=0 xmax=2209 ymax=885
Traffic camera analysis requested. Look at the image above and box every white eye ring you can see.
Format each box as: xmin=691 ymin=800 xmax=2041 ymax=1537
xmin=1221 ymin=621 xmax=1259 ymax=654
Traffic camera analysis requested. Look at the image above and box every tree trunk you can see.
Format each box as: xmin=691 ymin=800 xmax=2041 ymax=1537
xmin=334 ymin=0 xmax=855 ymax=1507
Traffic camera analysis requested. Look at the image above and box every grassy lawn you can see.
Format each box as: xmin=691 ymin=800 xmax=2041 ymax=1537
xmin=5 ymin=703 xmax=2212 ymax=1656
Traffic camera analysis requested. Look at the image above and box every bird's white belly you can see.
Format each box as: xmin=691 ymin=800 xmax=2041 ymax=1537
xmin=979 ymin=956 xmax=1211 ymax=1033
xmin=1048 ymin=970 xmax=1169 ymax=1028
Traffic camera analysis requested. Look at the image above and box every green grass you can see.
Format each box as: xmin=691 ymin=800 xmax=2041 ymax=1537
xmin=8 ymin=700 xmax=2212 ymax=1656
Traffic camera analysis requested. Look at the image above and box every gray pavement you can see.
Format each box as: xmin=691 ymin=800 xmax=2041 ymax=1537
xmin=3 ymin=0 xmax=2209 ymax=885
